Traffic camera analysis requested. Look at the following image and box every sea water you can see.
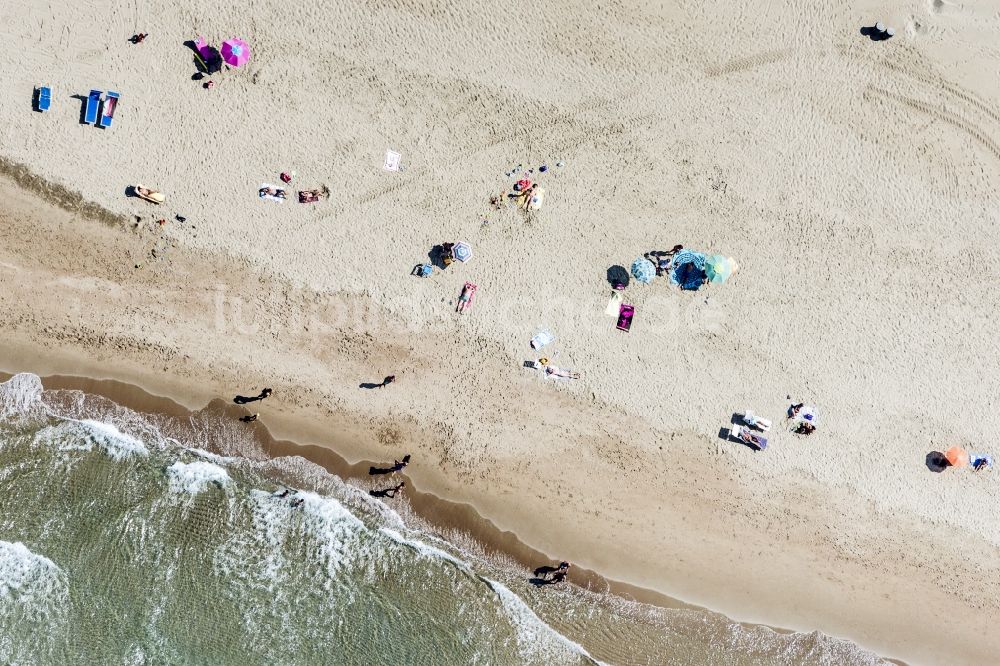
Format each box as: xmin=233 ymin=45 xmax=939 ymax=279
xmin=0 ymin=373 xmax=887 ymax=665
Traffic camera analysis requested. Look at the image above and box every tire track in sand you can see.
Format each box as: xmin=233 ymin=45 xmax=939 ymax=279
xmin=866 ymin=86 xmax=1000 ymax=163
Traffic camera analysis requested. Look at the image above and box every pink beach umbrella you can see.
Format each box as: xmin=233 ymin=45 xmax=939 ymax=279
xmin=221 ymin=38 xmax=251 ymax=67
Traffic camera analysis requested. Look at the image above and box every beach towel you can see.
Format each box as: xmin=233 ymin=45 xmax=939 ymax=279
xmin=530 ymin=329 xmax=555 ymax=350
xmin=970 ymin=453 xmax=993 ymax=470
xmin=528 ymin=187 xmax=545 ymax=211
xmin=384 ymin=150 xmax=401 ymax=171
xmin=605 ymin=292 xmax=622 ymax=317
xmin=616 ymin=304 xmax=634 ymax=332
xmin=258 ymin=184 xmax=285 ymax=203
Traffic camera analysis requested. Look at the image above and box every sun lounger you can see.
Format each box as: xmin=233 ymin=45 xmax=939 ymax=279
xmin=616 ymin=304 xmax=634 ymax=332
xmin=743 ymin=410 xmax=772 ymax=432
xmin=84 ymin=90 xmax=102 ymax=124
xmin=35 ymin=86 xmax=51 ymax=112
xmin=530 ymin=329 xmax=555 ymax=350
xmin=733 ymin=425 xmax=767 ymax=451
xmin=98 ymin=91 xmax=119 ymax=128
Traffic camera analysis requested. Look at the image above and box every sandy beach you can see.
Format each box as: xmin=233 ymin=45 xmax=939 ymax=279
xmin=3 ymin=0 xmax=1000 ymax=663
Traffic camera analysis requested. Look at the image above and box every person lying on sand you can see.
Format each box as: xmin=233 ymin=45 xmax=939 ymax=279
xmin=259 ymin=187 xmax=287 ymax=199
xmin=299 ymin=189 xmax=325 ymax=203
xmin=513 ymin=185 xmax=537 ymax=210
xmin=738 ymin=429 xmax=766 ymax=448
xmin=545 ymin=366 xmax=580 ymax=379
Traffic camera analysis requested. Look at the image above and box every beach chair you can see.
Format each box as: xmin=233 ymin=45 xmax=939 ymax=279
xmin=98 ymin=91 xmax=119 ymax=128
xmin=35 ymin=86 xmax=51 ymax=112
xmin=733 ymin=425 xmax=768 ymax=451
xmin=743 ymin=410 xmax=772 ymax=432
xmin=84 ymin=90 xmax=102 ymax=124
xmin=616 ymin=304 xmax=634 ymax=332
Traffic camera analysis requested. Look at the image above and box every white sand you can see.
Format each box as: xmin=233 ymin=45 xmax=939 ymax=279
xmin=3 ymin=0 xmax=1000 ymax=662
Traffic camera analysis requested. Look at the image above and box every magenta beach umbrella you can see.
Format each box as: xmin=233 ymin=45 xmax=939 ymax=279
xmin=221 ymin=38 xmax=251 ymax=67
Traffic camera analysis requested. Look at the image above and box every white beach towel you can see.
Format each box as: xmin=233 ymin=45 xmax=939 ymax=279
xmin=528 ymin=187 xmax=545 ymax=211
xmin=605 ymin=292 xmax=622 ymax=317
xmin=383 ymin=149 xmax=401 ymax=172
xmin=530 ymin=329 xmax=555 ymax=350
xmin=258 ymin=183 xmax=285 ymax=203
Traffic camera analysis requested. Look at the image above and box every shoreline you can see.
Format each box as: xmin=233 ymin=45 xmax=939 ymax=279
xmin=6 ymin=370 xmax=697 ymax=615
xmin=0 ymin=167 xmax=978 ymax=664
xmin=0 ymin=367 xmax=909 ymax=665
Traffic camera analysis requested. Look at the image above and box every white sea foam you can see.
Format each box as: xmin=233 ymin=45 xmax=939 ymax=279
xmin=0 ymin=373 xmax=44 ymax=420
xmin=167 ymin=461 xmax=232 ymax=493
xmin=186 ymin=447 xmax=238 ymax=464
xmin=379 ymin=527 xmax=472 ymax=572
xmin=237 ymin=489 xmax=366 ymax=585
xmin=0 ymin=541 xmax=65 ymax=605
xmin=297 ymin=491 xmax=367 ymax=576
xmin=79 ymin=419 xmax=149 ymax=460
xmin=487 ymin=578 xmax=604 ymax=666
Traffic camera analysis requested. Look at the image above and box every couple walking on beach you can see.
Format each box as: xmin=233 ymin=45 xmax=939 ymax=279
xmin=237 ymin=387 xmax=273 ymax=422
xmin=533 ymin=561 xmax=571 ymax=584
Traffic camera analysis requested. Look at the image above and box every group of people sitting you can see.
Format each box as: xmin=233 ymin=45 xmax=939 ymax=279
xmin=789 ymin=403 xmax=816 ymax=436
xmin=645 ymin=244 xmax=684 ymax=276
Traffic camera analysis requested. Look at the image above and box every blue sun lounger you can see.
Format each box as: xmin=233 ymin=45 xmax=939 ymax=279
xmin=98 ymin=91 xmax=119 ymax=128
xmin=35 ymin=86 xmax=51 ymax=112
xmin=84 ymin=90 xmax=102 ymax=124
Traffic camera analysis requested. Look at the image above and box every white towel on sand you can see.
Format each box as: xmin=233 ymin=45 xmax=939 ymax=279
xmin=258 ymin=183 xmax=285 ymax=203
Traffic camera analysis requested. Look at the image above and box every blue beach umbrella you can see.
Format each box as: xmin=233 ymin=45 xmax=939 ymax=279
xmin=669 ymin=250 xmax=708 ymax=290
xmin=453 ymin=241 xmax=472 ymax=263
xmin=630 ymin=257 xmax=656 ymax=284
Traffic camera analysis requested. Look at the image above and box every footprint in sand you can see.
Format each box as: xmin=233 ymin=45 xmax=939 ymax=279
xmin=929 ymin=0 xmax=966 ymax=15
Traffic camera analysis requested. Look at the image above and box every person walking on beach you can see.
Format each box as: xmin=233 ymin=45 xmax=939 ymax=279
xmin=380 ymin=375 xmax=396 ymax=388
xmin=258 ymin=387 xmax=273 ymax=400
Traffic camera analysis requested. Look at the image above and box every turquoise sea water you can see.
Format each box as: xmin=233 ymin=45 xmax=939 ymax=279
xmin=0 ymin=373 xmax=887 ymax=665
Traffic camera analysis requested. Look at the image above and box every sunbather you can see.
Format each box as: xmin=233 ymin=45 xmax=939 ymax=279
xmin=794 ymin=422 xmax=816 ymax=435
xmin=518 ymin=185 xmax=538 ymax=210
xmin=260 ymin=187 xmax=286 ymax=199
xmin=457 ymin=284 xmax=474 ymax=312
xmin=299 ymin=189 xmax=322 ymax=203
xmin=545 ymin=366 xmax=580 ymax=379
xmin=738 ymin=428 xmax=765 ymax=448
